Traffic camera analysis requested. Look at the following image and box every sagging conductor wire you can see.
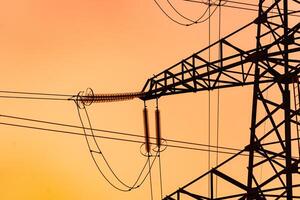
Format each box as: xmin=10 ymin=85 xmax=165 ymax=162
xmin=73 ymin=90 xmax=158 ymax=192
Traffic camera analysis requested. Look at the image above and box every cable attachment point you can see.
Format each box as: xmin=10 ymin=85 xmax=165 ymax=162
xmin=73 ymin=88 xmax=145 ymax=106
xmin=74 ymin=88 xmax=94 ymax=109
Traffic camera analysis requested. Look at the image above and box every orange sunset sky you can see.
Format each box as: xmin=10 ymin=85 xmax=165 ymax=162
xmin=0 ymin=0 xmax=298 ymax=200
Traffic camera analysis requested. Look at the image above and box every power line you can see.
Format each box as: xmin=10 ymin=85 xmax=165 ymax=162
xmin=183 ymin=0 xmax=261 ymax=12
xmin=2 ymin=117 xmax=292 ymax=162
xmin=0 ymin=95 xmax=69 ymax=101
xmin=182 ymin=0 xmax=300 ymax=17
xmin=0 ymin=120 xmax=251 ymax=156
xmin=0 ymin=90 xmax=72 ymax=97
xmin=167 ymin=0 xmax=196 ymax=23
xmin=222 ymin=0 xmax=298 ymax=13
xmin=0 ymin=90 xmax=73 ymax=101
xmin=1 ymin=112 xmax=296 ymax=160
xmin=167 ymin=0 xmax=212 ymax=23
xmin=76 ymin=104 xmax=159 ymax=192
xmin=154 ymin=0 xmax=299 ymax=27
xmin=153 ymin=0 xmax=222 ymax=26
xmin=154 ymin=0 xmax=192 ymax=26
xmin=0 ymin=113 xmax=241 ymax=152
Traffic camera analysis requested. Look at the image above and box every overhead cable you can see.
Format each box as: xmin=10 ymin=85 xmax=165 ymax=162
xmin=0 ymin=119 xmax=286 ymax=159
xmin=0 ymin=113 xmax=241 ymax=152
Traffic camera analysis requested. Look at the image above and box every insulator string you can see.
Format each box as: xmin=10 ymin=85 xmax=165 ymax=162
xmin=143 ymin=102 xmax=151 ymax=154
xmin=73 ymin=88 xmax=145 ymax=106
xmin=155 ymin=99 xmax=162 ymax=149
xmin=155 ymin=98 xmax=164 ymax=199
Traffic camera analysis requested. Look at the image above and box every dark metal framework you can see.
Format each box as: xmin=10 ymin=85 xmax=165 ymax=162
xmin=141 ymin=0 xmax=300 ymax=199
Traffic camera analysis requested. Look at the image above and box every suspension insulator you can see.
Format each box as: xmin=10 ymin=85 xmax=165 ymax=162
xmin=143 ymin=107 xmax=151 ymax=154
xmin=74 ymin=88 xmax=146 ymax=106
xmin=155 ymin=108 xmax=161 ymax=149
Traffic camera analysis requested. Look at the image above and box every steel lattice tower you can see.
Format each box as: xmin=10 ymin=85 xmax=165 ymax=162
xmin=141 ymin=0 xmax=300 ymax=199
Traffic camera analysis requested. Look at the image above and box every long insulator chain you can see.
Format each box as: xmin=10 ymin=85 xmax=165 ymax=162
xmin=74 ymin=88 xmax=145 ymax=106
xmin=155 ymin=99 xmax=162 ymax=149
xmin=142 ymin=100 xmax=163 ymax=155
xmin=143 ymin=102 xmax=151 ymax=154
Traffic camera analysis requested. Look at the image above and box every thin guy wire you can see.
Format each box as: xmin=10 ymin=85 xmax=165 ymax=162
xmin=208 ymin=0 xmax=211 ymax=197
xmin=148 ymin=156 xmax=154 ymax=200
xmin=215 ymin=0 xmax=222 ymax=196
xmin=158 ymin=153 xmax=164 ymax=199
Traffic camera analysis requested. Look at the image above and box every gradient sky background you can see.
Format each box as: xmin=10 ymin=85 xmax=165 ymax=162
xmin=0 ymin=0 xmax=297 ymax=199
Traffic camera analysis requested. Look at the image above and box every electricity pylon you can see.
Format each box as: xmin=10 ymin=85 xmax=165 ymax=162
xmin=141 ymin=0 xmax=300 ymax=199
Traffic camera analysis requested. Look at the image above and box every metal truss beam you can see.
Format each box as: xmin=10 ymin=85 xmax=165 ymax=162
xmin=142 ymin=0 xmax=300 ymax=199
